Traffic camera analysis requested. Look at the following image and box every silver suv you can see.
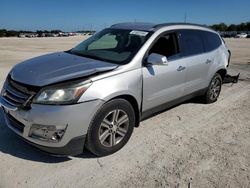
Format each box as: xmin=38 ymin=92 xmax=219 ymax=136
xmin=0 ymin=23 xmax=230 ymax=156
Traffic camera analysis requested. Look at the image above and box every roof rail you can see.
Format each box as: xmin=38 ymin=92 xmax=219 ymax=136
xmin=153 ymin=22 xmax=213 ymax=31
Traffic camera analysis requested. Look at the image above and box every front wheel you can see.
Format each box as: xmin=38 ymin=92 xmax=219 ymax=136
xmin=86 ymin=99 xmax=135 ymax=156
xmin=203 ymin=73 xmax=222 ymax=103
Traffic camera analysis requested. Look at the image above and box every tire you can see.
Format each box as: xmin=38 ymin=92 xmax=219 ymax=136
xmin=203 ymin=73 xmax=222 ymax=104
xmin=86 ymin=99 xmax=135 ymax=156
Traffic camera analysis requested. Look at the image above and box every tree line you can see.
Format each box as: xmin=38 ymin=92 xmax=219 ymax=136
xmin=0 ymin=21 xmax=249 ymax=37
xmin=210 ymin=21 xmax=250 ymax=32
xmin=0 ymin=29 xmax=95 ymax=37
xmin=0 ymin=29 xmax=63 ymax=37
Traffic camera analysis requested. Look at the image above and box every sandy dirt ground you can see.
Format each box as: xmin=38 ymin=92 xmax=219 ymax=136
xmin=0 ymin=37 xmax=249 ymax=188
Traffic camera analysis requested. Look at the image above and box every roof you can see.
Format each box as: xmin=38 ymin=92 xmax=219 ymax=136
xmin=111 ymin=22 xmax=156 ymax=31
xmin=110 ymin=22 xmax=213 ymax=32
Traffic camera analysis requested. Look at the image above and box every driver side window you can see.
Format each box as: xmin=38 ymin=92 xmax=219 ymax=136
xmin=149 ymin=32 xmax=180 ymax=60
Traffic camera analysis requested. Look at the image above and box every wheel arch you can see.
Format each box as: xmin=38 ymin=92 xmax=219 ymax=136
xmin=216 ymin=68 xmax=227 ymax=80
xmin=108 ymin=94 xmax=140 ymax=127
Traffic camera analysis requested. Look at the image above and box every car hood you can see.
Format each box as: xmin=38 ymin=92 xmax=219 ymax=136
xmin=10 ymin=52 xmax=118 ymax=86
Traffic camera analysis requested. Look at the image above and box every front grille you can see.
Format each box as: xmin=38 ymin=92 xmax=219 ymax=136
xmin=1 ymin=76 xmax=39 ymax=109
xmin=7 ymin=113 xmax=25 ymax=133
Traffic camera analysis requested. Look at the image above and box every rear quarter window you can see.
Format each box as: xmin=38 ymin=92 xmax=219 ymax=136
xmin=202 ymin=31 xmax=222 ymax=52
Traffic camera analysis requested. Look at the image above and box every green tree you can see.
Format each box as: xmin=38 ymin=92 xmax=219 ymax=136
xmin=51 ymin=30 xmax=62 ymax=34
xmin=0 ymin=29 xmax=7 ymax=37
xmin=6 ymin=30 xmax=19 ymax=37
xmin=211 ymin=23 xmax=227 ymax=31
xmin=238 ymin=22 xmax=247 ymax=31
xmin=227 ymin=24 xmax=237 ymax=31
xmin=218 ymin=23 xmax=227 ymax=31
xmin=247 ymin=22 xmax=250 ymax=31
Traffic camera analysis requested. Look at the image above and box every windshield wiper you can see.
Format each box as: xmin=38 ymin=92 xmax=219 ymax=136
xmin=66 ymin=50 xmax=84 ymax=57
xmin=68 ymin=50 xmax=112 ymax=63
xmin=79 ymin=54 xmax=106 ymax=62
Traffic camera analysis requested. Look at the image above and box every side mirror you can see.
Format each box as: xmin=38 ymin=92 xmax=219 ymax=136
xmin=146 ymin=53 xmax=168 ymax=66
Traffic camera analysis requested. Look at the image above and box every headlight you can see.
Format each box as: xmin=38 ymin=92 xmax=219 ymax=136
xmin=33 ymin=82 xmax=92 ymax=104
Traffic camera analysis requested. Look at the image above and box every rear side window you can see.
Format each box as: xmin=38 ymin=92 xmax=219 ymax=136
xmin=179 ymin=30 xmax=204 ymax=57
xmin=202 ymin=31 xmax=222 ymax=52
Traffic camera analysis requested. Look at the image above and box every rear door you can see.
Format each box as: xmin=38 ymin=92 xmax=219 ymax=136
xmin=142 ymin=32 xmax=187 ymax=112
xmin=201 ymin=31 xmax=224 ymax=84
xmin=178 ymin=30 xmax=210 ymax=95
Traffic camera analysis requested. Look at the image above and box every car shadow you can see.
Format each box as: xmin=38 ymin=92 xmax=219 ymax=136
xmin=0 ymin=108 xmax=97 ymax=163
xmin=140 ymin=96 xmax=206 ymax=122
xmin=0 ymin=94 xmax=219 ymax=162
xmin=75 ymin=150 xmax=97 ymax=158
xmin=0 ymin=108 xmax=98 ymax=162
xmin=0 ymin=110 xmax=69 ymax=163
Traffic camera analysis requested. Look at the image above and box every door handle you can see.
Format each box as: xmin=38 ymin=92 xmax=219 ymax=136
xmin=205 ymin=59 xmax=212 ymax=64
xmin=177 ymin=66 xmax=186 ymax=71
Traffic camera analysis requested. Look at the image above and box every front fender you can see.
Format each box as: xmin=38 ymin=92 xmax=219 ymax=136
xmin=78 ymin=69 xmax=142 ymax=109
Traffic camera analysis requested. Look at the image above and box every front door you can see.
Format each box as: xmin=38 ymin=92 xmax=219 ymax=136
xmin=142 ymin=32 xmax=187 ymax=112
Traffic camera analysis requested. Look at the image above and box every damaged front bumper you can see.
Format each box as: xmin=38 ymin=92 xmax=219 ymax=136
xmin=0 ymin=98 xmax=104 ymax=156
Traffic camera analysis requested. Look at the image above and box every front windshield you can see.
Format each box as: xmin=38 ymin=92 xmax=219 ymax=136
xmin=70 ymin=28 xmax=151 ymax=64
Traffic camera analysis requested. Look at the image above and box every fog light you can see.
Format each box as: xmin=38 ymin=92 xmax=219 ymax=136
xmin=29 ymin=124 xmax=67 ymax=142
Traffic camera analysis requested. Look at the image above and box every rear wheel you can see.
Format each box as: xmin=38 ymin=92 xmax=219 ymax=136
xmin=203 ymin=73 xmax=222 ymax=103
xmin=86 ymin=99 xmax=135 ymax=156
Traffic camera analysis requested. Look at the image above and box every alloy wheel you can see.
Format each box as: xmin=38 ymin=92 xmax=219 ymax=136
xmin=209 ymin=77 xmax=221 ymax=100
xmin=98 ymin=109 xmax=129 ymax=147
